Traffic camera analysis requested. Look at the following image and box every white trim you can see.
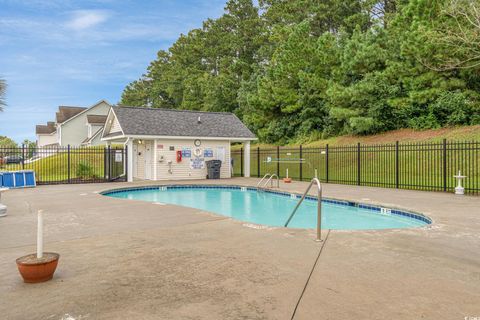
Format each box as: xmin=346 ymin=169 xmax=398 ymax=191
xmin=58 ymin=125 xmax=62 ymax=146
xmin=36 ymin=131 xmax=57 ymax=136
xmin=126 ymin=139 xmax=133 ymax=182
xmin=102 ymin=134 xmax=256 ymax=142
xmin=81 ymin=127 xmax=103 ymax=146
xmin=101 ymin=107 xmax=125 ymax=139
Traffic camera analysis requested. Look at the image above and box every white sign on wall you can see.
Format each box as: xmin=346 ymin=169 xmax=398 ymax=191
xmin=115 ymin=151 xmax=123 ymax=162
xmin=216 ymin=147 xmax=225 ymax=163
xmin=190 ymin=157 xmax=205 ymax=169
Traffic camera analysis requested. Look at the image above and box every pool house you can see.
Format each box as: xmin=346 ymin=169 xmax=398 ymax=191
xmin=101 ymin=106 xmax=256 ymax=182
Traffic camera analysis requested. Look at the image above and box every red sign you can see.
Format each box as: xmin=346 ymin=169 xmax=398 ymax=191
xmin=157 ymin=144 xmax=163 ymax=149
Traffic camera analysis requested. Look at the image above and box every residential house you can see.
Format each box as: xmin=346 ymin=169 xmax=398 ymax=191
xmin=36 ymin=100 xmax=111 ymax=147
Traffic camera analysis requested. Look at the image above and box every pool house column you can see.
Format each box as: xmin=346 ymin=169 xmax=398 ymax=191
xmin=126 ymin=138 xmax=134 ymax=182
xmin=244 ymin=141 xmax=250 ymax=177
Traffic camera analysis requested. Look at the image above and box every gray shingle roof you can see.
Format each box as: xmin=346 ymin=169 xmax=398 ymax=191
xmin=112 ymin=106 xmax=256 ymax=139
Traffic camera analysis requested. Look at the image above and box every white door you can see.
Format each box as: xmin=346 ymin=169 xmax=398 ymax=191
xmin=134 ymin=143 xmax=145 ymax=179
xmin=145 ymin=141 xmax=152 ymax=180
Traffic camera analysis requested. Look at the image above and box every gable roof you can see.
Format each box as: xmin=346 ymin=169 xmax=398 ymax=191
xmin=36 ymin=122 xmax=56 ymax=135
xmin=87 ymin=115 xmax=107 ymax=125
xmin=81 ymin=127 xmax=104 ymax=145
xmin=55 ymin=100 xmax=111 ymax=125
xmin=110 ymin=106 xmax=256 ymax=139
xmin=56 ymin=106 xmax=87 ymax=123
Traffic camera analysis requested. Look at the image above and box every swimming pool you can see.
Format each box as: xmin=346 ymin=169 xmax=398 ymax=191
xmin=102 ymin=185 xmax=431 ymax=230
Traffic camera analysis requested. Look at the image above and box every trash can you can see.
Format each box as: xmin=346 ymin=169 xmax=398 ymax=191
xmin=206 ymin=160 xmax=222 ymax=179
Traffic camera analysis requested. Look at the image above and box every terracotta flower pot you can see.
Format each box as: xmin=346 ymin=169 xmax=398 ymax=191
xmin=283 ymin=177 xmax=292 ymax=183
xmin=16 ymin=252 xmax=59 ymax=283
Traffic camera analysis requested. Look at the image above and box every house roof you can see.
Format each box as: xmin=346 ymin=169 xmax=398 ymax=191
xmin=36 ymin=122 xmax=56 ymax=134
xmin=87 ymin=115 xmax=107 ymax=124
xmin=56 ymin=106 xmax=87 ymax=123
xmin=110 ymin=106 xmax=256 ymax=139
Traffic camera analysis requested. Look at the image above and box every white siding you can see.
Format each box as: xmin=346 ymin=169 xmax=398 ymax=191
xmin=110 ymin=116 xmax=122 ymax=134
xmin=152 ymin=139 xmax=231 ymax=180
xmin=37 ymin=132 xmax=58 ymax=147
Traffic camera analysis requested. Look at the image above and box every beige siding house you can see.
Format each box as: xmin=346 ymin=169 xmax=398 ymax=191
xmin=36 ymin=100 xmax=111 ymax=147
xmin=101 ymin=106 xmax=256 ymax=182
xmin=35 ymin=122 xmax=58 ymax=147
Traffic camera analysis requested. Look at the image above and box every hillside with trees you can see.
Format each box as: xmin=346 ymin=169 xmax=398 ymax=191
xmin=121 ymin=0 xmax=480 ymax=144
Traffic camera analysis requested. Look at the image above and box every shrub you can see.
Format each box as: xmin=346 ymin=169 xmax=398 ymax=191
xmin=76 ymin=162 xmax=95 ymax=179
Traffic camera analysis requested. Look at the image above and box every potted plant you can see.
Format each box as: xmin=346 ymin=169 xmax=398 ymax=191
xmin=16 ymin=210 xmax=60 ymax=283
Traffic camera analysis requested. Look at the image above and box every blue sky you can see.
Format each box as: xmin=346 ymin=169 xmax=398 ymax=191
xmin=0 ymin=0 xmax=226 ymax=143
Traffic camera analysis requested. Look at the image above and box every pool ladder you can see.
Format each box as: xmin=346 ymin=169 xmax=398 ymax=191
xmin=257 ymin=173 xmax=280 ymax=189
xmin=284 ymin=178 xmax=323 ymax=241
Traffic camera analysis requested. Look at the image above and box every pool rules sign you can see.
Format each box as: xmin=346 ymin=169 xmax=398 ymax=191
xmin=190 ymin=157 xmax=205 ymax=169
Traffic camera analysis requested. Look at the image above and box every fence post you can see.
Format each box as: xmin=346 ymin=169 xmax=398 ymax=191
xmin=357 ymin=142 xmax=361 ymax=186
xmin=67 ymin=145 xmax=71 ymax=184
xmin=395 ymin=141 xmax=399 ymax=188
xmin=22 ymin=144 xmax=25 ymax=170
xmin=257 ymin=147 xmax=260 ymax=178
xmin=443 ymin=138 xmax=447 ymax=192
xmin=240 ymin=147 xmax=244 ymax=177
xmin=107 ymin=145 xmax=111 ymax=180
xmin=103 ymin=147 xmax=107 ymax=180
xmin=299 ymin=145 xmax=303 ymax=181
xmin=276 ymin=146 xmax=280 ymax=177
xmin=325 ymin=144 xmax=329 ymax=183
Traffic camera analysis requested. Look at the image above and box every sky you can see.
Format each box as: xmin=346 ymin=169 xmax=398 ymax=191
xmin=0 ymin=0 xmax=227 ymax=143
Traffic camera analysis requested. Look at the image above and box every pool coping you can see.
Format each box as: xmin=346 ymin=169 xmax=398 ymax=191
xmin=100 ymin=184 xmax=433 ymax=228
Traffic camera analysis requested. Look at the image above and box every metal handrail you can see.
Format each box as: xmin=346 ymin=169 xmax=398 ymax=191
xmin=257 ymin=173 xmax=271 ymax=187
xmin=263 ymin=174 xmax=279 ymax=188
xmin=284 ymin=178 xmax=322 ymax=241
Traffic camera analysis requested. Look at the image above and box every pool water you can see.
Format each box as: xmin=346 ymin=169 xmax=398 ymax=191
xmin=103 ymin=186 xmax=430 ymax=230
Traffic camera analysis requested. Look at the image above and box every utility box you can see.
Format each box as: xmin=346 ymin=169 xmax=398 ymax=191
xmin=206 ymin=160 xmax=222 ymax=179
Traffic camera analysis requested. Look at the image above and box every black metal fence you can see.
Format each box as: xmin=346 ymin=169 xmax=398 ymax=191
xmin=231 ymin=139 xmax=480 ymax=195
xmin=0 ymin=145 xmax=127 ymax=185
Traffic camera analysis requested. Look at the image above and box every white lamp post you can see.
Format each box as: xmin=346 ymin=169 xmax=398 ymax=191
xmin=453 ymin=170 xmax=466 ymax=195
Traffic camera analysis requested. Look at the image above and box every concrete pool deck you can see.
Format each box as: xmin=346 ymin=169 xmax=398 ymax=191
xmin=0 ymin=178 xmax=479 ymax=319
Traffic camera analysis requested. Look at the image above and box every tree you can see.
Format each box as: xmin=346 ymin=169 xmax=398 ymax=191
xmin=22 ymin=139 xmax=37 ymax=158
xmin=412 ymin=0 xmax=480 ymax=71
xmin=120 ymin=0 xmax=480 ymax=143
xmin=0 ymin=136 xmax=17 ymax=158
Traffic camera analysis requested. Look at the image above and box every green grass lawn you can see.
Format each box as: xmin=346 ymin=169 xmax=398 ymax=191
xmin=232 ymin=139 xmax=480 ymax=194
xmin=1 ymin=147 xmax=124 ymax=183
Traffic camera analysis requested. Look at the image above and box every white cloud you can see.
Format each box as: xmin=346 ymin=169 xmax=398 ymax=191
xmin=66 ymin=10 xmax=110 ymax=31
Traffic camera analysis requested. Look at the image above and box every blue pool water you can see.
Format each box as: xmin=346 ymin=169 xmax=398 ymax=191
xmin=103 ymin=186 xmax=430 ymax=230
